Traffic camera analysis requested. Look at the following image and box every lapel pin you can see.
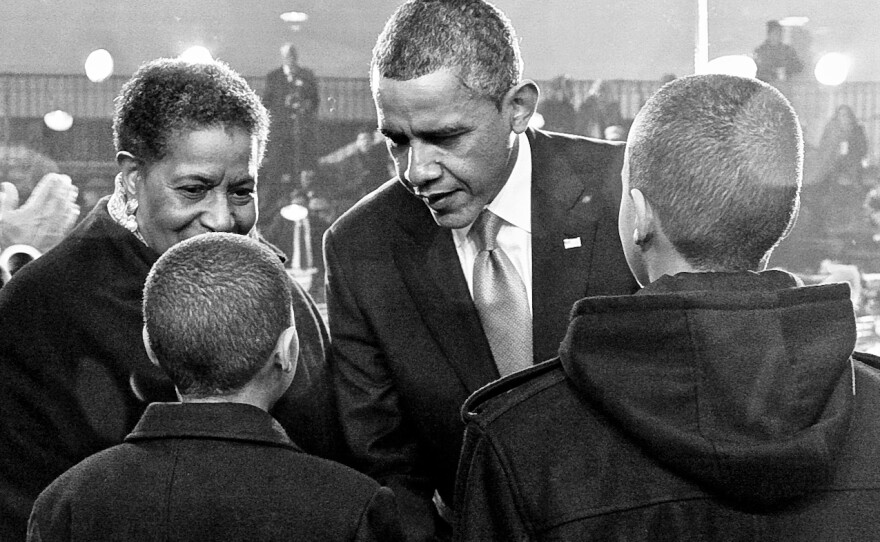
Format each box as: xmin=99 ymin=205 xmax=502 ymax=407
xmin=564 ymin=237 xmax=582 ymax=249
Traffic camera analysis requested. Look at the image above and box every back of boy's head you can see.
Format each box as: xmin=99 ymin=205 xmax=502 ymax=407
xmin=143 ymin=233 xmax=293 ymax=397
xmin=627 ymin=74 xmax=803 ymax=271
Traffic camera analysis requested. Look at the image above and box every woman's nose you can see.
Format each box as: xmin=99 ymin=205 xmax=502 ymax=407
xmin=201 ymin=193 xmax=236 ymax=232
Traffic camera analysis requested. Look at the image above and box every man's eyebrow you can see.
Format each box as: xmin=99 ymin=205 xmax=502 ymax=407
xmin=380 ymin=125 xmax=468 ymax=139
xmin=420 ymin=124 xmax=468 ymax=138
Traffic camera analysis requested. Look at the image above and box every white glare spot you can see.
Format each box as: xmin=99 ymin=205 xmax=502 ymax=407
xmin=84 ymin=49 xmax=114 ymax=82
xmin=44 ymin=110 xmax=73 ymax=132
xmin=815 ymin=53 xmax=851 ymax=86
xmin=701 ymin=55 xmax=757 ymax=78
xmin=179 ymin=46 xmax=214 ymax=64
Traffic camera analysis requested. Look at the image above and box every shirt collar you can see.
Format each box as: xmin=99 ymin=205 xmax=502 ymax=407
xmin=453 ymin=132 xmax=532 ymax=247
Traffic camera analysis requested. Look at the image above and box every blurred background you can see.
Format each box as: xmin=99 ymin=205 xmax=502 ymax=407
xmin=3 ymin=0 xmax=880 ymax=349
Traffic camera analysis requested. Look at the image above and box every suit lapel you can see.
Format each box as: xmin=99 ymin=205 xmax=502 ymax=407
xmin=392 ymin=192 xmax=499 ymax=392
xmin=529 ymin=130 xmax=601 ymax=361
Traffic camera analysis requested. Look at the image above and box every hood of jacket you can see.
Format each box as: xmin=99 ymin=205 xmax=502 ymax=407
xmin=560 ymin=269 xmax=857 ymax=506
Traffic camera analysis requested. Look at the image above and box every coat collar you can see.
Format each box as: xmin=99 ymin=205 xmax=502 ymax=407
xmin=126 ymin=402 xmax=301 ymax=451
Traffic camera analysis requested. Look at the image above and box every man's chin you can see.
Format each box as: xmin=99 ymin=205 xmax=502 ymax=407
xmin=428 ymin=206 xmax=478 ymax=230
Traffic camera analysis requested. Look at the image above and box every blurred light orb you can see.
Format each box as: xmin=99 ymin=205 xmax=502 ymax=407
xmin=778 ymin=16 xmax=809 ymax=27
xmin=280 ymin=11 xmax=309 ymax=23
xmin=280 ymin=202 xmax=309 ymax=222
xmin=815 ymin=53 xmax=851 ymax=86
xmin=702 ymin=55 xmax=757 ymax=78
xmin=84 ymin=49 xmax=114 ymax=82
xmin=179 ymin=46 xmax=214 ymax=64
xmin=43 ymin=110 xmax=73 ymax=132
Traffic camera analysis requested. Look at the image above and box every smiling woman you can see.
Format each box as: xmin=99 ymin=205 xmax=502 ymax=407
xmin=0 ymin=57 xmax=344 ymax=541
xmin=118 ymin=127 xmax=258 ymax=255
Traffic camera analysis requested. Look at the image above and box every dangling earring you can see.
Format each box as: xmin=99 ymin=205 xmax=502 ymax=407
xmin=121 ymin=195 xmax=139 ymax=234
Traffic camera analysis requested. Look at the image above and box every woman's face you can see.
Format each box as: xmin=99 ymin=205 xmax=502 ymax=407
xmin=133 ymin=126 xmax=258 ymax=255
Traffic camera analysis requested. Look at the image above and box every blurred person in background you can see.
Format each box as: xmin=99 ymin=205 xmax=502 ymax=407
xmin=0 ymin=141 xmax=80 ymax=281
xmin=536 ymin=75 xmax=576 ymax=134
xmin=260 ymin=43 xmax=321 ymax=259
xmin=808 ymin=104 xmax=870 ymax=237
xmin=754 ymin=20 xmax=804 ymax=83
xmin=575 ymin=79 xmax=623 ymax=139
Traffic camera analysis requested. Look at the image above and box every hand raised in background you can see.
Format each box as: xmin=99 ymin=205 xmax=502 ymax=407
xmin=0 ymin=173 xmax=80 ymax=252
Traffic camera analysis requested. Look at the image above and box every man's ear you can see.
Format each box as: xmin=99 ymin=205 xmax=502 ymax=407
xmin=630 ymin=188 xmax=657 ymax=247
xmin=505 ymin=80 xmax=540 ymax=134
xmin=116 ymin=151 xmax=141 ymax=197
xmin=142 ymin=326 xmax=161 ymax=368
xmin=273 ymin=325 xmax=299 ymax=375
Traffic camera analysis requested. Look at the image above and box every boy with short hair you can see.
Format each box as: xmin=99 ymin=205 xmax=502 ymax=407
xmin=455 ymin=74 xmax=880 ymax=541
xmin=28 ymin=233 xmax=403 ymax=541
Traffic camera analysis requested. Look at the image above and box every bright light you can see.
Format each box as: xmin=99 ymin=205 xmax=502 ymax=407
xmin=43 ymin=110 xmax=73 ymax=131
xmin=815 ymin=53 xmax=851 ymax=86
xmin=701 ymin=55 xmax=757 ymax=78
xmin=280 ymin=202 xmax=309 ymax=222
xmin=179 ymin=46 xmax=214 ymax=64
xmin=84 ymin=49 xmax=114 ymax=82
xmin=779 ymin=17 xmax=809 ymax=27
xmin=280 ymin=11 xmax=309 ymax=23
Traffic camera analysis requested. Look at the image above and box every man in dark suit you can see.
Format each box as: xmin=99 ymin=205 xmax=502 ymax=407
xmin=323 ymin=1 xmax=637 ymax=539
xmin=28 ymin=234 xmax=402 ymax=542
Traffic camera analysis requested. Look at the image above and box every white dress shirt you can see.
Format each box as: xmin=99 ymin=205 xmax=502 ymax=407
xmin=452 ymin=132 xmax=533 ymax=312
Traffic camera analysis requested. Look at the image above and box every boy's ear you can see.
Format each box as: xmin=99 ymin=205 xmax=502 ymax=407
xmin=142 ymin=326 xmax=162 ymax=368
xmin=273 ymin=325 xmax=299 ymax=375
xmin=630 ymin=188 xmax=657 ymax=246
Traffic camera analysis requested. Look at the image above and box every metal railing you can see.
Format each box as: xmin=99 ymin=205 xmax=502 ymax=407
xmin=2 ymin=73 xmax=879 ymax=161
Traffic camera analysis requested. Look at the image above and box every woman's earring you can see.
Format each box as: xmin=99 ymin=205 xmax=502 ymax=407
xmin=121 ymin=196 xmax=139 ymax=233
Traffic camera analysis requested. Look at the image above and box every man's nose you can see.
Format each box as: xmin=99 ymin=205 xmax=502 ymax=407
xmin=404 ymin=143 xmax=442 ymax=187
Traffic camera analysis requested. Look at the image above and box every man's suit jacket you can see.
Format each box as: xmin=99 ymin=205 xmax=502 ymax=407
xmin=323 ymin=129 xmax=638 ymax=540
xmin=28 ymin=402 xmax=403 ymax=542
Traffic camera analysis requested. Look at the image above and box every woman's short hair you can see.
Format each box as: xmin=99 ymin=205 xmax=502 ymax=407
xmin=143 ymin=233 xmax=292 ymax=397
xmin=628 ymin=74 xmax=803 ymax=271
xmin=113 ymin=58 xmax=270 ymax=167
xmin=371 ymin=0 xmax=522 ymax=108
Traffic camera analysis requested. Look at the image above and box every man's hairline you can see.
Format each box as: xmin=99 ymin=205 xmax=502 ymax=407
xmin=370 ymin=64 xmax=513 ymax=107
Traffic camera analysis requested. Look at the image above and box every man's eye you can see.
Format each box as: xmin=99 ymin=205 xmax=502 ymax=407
xmin=179 ymin=185 xmax=208 ymax=196
xmin=426 ymin=134 xmax=459 ymax=146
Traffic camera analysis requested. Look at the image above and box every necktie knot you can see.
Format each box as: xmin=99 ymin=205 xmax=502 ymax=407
xmin=472 ymin=209 xmax=503 ymax=252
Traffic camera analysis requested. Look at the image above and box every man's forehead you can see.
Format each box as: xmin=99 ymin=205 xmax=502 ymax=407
xmin=374 ymin=70 xmax=494 ymax=132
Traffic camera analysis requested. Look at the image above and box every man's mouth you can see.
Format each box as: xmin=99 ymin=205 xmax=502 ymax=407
xmin=420 ymin=190 xmax=456 ymax=207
